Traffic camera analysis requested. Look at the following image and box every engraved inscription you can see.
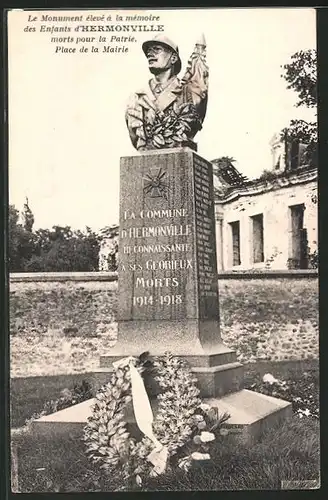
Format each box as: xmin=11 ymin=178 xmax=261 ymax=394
xmin=118 ymin=152 xmax=219 ymax=322
xmin=194 ymin=155 xmax=219 ymax=319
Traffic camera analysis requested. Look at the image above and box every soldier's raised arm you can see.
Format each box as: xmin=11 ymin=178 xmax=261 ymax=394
xmin=181 ymin=34 xmax=209 ymax=121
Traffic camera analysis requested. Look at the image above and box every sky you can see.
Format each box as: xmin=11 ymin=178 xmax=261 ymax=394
xmin=8 ymin=8 xmax=316 ymax=231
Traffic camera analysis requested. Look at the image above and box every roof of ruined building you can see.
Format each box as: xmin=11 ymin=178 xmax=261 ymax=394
xmin=212 ymin=157 xmax=317 ymax=202
xmin=211 ymin=159 xmax=249 ymax=199
xmin=212 ymin=159 xmax=249 ymax=186
xmin=214 ymin=163 xmax=317 ymax=203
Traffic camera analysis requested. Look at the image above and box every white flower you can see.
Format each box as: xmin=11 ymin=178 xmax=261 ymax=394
xmin=197 ymin=421 xmax=206 ymax=430
xmin=262 ymin=373 xmax=278 ymax=384
xmin=194 ymin=414 xmax=205 ymax=422
xmin=200 ymin=403 xmax=211 ymax=412
xmin=135 ymin=475 xmax=142 ymax=486
xmin=200 ymin=431 xmax=215 ymax=443
xmin=191 ymin=452 xmax=210 ymax=460
xmin=193 ymin=435 xmax=202 ymax=445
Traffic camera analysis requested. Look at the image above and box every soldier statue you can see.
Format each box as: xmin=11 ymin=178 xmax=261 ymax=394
xmin=125 ymin=34 xmax=209 ymax=151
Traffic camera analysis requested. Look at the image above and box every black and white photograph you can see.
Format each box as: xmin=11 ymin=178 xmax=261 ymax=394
xmin=7 ymin=7 xmax=319 ymax=492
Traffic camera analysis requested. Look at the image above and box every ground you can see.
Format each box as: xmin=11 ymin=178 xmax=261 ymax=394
xmin=16 ymin=414 xmax=320 ymax=492
xmin=10 ymin=276 xmax=320 ymax=491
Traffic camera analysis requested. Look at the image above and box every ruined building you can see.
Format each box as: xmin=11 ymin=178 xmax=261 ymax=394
xmin=213 ymin=135 xmax=317 ymax=271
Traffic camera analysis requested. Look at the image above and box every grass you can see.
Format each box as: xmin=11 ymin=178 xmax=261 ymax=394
xmin=11 ymin=358 xmax=320 ymax=492
xmin=16 ymin=416 xmax=319 ymax=492
xmin=243 ymin=358 xmax=319 ymax=384
xmin=11 ymin=373 xmax=95 ymax=428
xmin=146 ymin=417 xmax=320 ymax=490
xmin=12 ymin=360 xmax=320 ymax=490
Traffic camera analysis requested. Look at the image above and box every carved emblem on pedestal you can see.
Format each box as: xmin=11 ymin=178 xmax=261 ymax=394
xmin=143 ymin=168 xmax=169 ymax=200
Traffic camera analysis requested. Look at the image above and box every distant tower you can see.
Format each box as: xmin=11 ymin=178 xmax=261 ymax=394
xmin=269 ymin=133 xmax=285 ymax=172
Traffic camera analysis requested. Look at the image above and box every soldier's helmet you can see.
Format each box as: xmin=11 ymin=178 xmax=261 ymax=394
xmin=142 ymin=35 xmax=182 ymax=75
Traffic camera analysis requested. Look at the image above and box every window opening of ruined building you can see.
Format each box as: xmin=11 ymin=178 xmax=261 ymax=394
xmin=251 ymin=213 xmax=264 ymax=264
xmin=288 ymin=204 xmax=308 ymax=269
xmin=229 ymin=221 xmax=241 ymax=266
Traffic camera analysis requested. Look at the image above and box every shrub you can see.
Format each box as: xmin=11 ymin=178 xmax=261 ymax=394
xmin=246 ymin=370 xmax=319 ymax=420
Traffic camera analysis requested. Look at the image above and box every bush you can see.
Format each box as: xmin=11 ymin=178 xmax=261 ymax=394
xmin=9 ymin=203 xmax=101 ymax=272
xmin=246 ymin=369 xmax=319 ymax=420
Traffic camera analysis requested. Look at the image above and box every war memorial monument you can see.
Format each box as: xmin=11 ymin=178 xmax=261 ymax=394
xmin=32 ymin=34 xmax=292 ymax=453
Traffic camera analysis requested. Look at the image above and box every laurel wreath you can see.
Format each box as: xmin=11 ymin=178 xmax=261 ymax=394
xmin=83 ymin=352 xmax=228 ymax=488
xmin=145 ymin=103 xmax=202 ymax=149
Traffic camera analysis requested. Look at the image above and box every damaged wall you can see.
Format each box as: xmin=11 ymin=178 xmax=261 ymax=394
xmin=215 ymin=173 xmax=317 ymax=270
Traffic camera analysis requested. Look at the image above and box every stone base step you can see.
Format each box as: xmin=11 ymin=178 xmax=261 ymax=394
xmin=206 ymin=390 xmax=293 ymax=444
xmin=99 ymin=346 xmax=238 ymax=369
xmin=90 ymin=359 xmax=244 ymax=399
xmin=31 ymin=389 xmax=292 ymax=445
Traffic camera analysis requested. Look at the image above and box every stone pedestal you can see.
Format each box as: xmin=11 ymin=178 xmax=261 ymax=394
xmin=102 ymin=147 xmax=243 ymax=397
